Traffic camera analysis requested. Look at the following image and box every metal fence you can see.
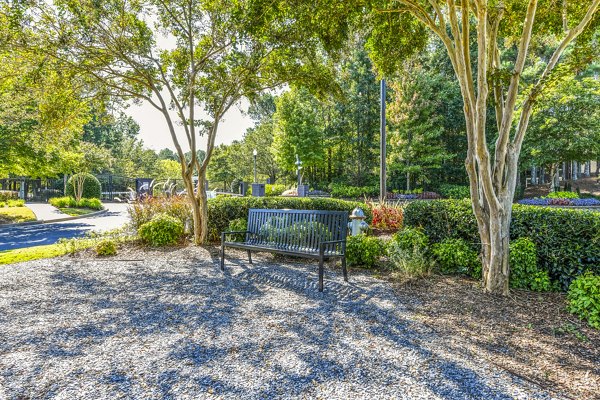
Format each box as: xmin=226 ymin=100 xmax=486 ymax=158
xmin=0 ymin=178 xmax=63 ymax=202
xmin=1 ymin=175 xmax=201 ymax=202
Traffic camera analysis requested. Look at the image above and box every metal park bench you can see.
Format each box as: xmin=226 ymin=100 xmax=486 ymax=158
xmin=220 ymin=209 xmax=349 ymax=292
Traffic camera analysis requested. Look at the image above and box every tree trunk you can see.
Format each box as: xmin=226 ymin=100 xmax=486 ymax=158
xmin=181 ymin=171 xmax=203 ymax=244
xmin=195 ymin=169 xmax=209 ymax=245
xmin=481 ymin=206 xmax=511 ymax=294
xmin=584 ymin=161 xmax=591 ymax=177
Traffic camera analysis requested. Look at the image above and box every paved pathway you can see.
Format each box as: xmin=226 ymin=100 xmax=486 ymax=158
xmin=0 ymin=203 xmax=130 ymax=252
xmin=24 ymin=203 xmax=69 ymax=221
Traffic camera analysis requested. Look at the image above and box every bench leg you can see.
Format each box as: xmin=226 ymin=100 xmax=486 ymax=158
xmin=318 ymin=255 xmax=324 ymax=292
xmin=220 ymin=234 xmax=225 ymax=271
xmin=247 ymin=250 xmax=253 ymax=264
xmin=342 ymin=256 xmax=348 ymax=282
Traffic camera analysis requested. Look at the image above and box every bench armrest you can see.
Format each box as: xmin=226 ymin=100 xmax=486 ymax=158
xmin=222 ymin=230 xmax=251 ymax=235
xmin=318 ymin=239 xmax=346 ymax=245
xmin=318 ymin=239 xmax=346 ymax=255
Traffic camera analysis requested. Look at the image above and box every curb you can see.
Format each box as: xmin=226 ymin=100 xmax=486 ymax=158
xmin=0 ymin=208 xmax=108 ymax=229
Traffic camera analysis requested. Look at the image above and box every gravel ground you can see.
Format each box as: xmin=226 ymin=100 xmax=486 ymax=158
xmin=0 ymin=247 xmax=564 ymax=399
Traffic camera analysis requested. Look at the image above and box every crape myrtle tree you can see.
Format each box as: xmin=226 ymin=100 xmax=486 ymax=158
xmin=367 ymin=0 xmax=600 ymax=294
xmin=17 ymin=0 xmax=345 ymax=244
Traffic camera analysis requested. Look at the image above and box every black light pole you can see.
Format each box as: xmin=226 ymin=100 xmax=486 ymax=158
xmin=253 ymin=149 xmax=257 ymax=183
xmin=380 ymin=79 xmax=387 ymax=203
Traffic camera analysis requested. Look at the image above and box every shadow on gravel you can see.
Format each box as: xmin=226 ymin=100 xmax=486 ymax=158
xmin=0 ymin=257 xmax=548 ymax=399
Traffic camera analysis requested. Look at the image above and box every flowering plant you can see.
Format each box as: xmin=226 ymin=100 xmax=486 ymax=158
xmin=369 ymin=202 xmax=403 ymax=231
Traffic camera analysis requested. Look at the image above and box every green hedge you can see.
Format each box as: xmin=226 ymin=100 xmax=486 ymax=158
xmin=329 ymin=183 xmax=379 ymax=199
xmin=66 ymin=173 xmax=101 ymax=199
xmin=207 ymin=196 xmax=370 ymax=242
xmin=403 ymin=200 xmax=600 ymax=289
xmin=438 ymin=184 xmax=470 ymax=199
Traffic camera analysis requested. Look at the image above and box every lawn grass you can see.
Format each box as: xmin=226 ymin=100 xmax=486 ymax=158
xmin=0 ymin=244 xmax=69 ymax=265
xmin=58 ymin=207 xmax=100 ymax=217
xmin=0 ymin=206 xmax=36 ymax=224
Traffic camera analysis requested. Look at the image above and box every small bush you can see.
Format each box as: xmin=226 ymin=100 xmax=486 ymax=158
xmin=128 ymin=196 xmax=191 ymax=232
xmin=432 ymin=238 xmax=481 ymax=278
xmin=0 ymin=202 xmax=4 ymax=208
xmin=509 ymin=237 xmax=552 ymax=291
xmin=567 ymin=272 xmax=600 ymax=329
xmin=345 ymin=234 xmax=385 ymax=268
xmin=95 ymin=239 xmax=117 ymax=256
xmin=387 ymin=227 xmax=433 ymax=278
xmin=439 ymin=184 xmax=471 ymax=199
xmin=49 ymin=196 xmax=103 ymax=210
xmin=50 ymin=196 xmax=76 ymax=208
xmin=390 ymin=227 xmax=429 ymax=253
xmin=138 ymin=213 xmax=184 ymax=246
xmin=388 ymin=242 xmax=434 ymax=278
xmin=0 ymin=190 xmax=18 ymax=202
xmin=78 ymin=198 xmax=103 ymax=210
xmin=7 ymin=199 xmax=24 ymax=207
xmin=66 ymin=173 xmax=101 ymax=199
xmin=265 ymin=184 xmax=287 ymax=197
xmin=546 ymin=191 xmax=579 ymax=199
xmin=227 ymin=218 xmax=248 ymax=242
xmin=370 ymin=202 xmax=403 ymax=231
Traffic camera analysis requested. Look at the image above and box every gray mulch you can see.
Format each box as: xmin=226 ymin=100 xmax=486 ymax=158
xmin=0 ymin=247 xmax=561 ymax=399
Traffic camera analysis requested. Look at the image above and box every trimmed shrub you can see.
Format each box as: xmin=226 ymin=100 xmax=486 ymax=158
xmin=7 ymin=199 xmax=25 ymax=207
xmin=95 ymin=239 xmax=117 ymax=256
xmin=66 ymin=173 xmax=101 ymax=199
xmin=546 ymin=191 xmax=579 ymax=199
xmin=390 ymin=226 xmax=429 ymax=253
xmin=227 ymin=218 xmax=248 ymax=242
xmin=509 ymin=237 xmax=552 ymax=291
xmin=265 ymin=184 xmax=286 ymax=197
xmin=404 ymin=200 xmax=600 ymax=289
xmin=345 ymin=234 xmax=385 ymax=268
xmin=138 ymin=213 xmax=184 ymax=246
xmin=329 ymin=183 xmax=379 ymax=199
xmin=432 ymin=238 xmax=481 ymax=278
xmin=50 ymin=196 xmax=103 ymax=210
xmin=207 ymin=196 xmax=371 ymax=242
xmin=439 ymin=184 xmax=471 ymax=199
xmin=78 ymin=198 xmax=103 ymax=210
xmin=50 ymin=196 xmax=77 ymax=208
xmin=568 ymin=272 xmax=600 ymax=329
xmin=0 ymin=190 xmax=18 ymax=202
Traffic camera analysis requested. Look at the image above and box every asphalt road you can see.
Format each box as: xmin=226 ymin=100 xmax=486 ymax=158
xmin=0 ymin=203 xmax=130 ymax=252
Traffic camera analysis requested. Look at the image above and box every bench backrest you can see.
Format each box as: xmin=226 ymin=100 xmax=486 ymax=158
xmin=247 ymin=209 xmax=348 ymax=253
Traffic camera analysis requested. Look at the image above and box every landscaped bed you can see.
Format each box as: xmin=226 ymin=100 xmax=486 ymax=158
xmin=49 ymin=196 xmax=104 ymax=216
xmin=0 ymin=206 xmax=36 ymax=224
xmin=57 ymin=207 xmax=102 ymax=216
xmin=1 ymin=246 xmax=597 ymax=399
xmin=391 ymin=275 xmax=599 ymax=399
